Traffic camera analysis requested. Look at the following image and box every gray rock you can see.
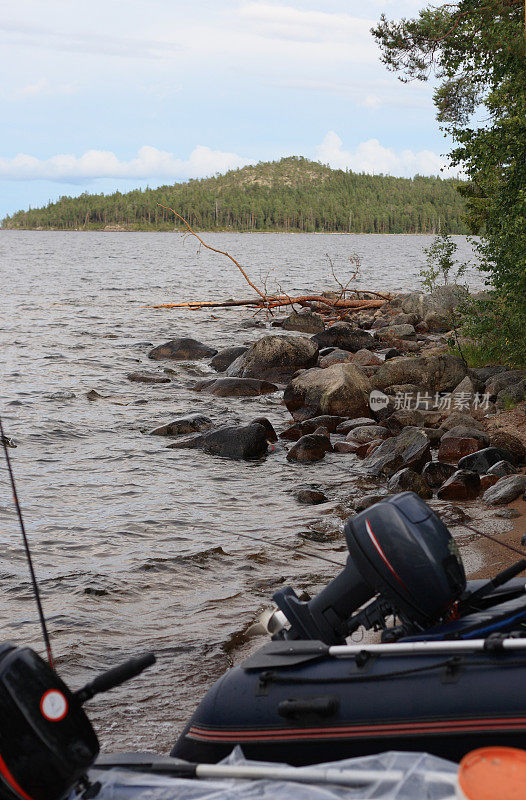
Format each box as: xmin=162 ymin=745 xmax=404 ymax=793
xmin=311 ymin=322 xmax=375 ymax=353
xmin=362 ymin=427 xmax=431 ymax=478
xmin=471 ymin=366 xmax=506 ymax=383
xmin=127 ymin=371 xmax=171 ymax=384
xmin=226 ymin=334 xmax=318 ymax=383
xmin=353 ymin=493 xmax=389 ymax=512
xmin=458 ymin=447 xmax=516 ymax=474
xmin=294 ymin=487 xmax=328 ymax=504
xmin=318 ymin=348 xmax=355 ymax=368
xmin=193 ymin=377 xmax=278 ymax=397
xmin=250 ymin=417 xmax=278 ymax=442
xmin=375 ymin=324 xmax=416 ymax=340
xmin=494 ymin=508 xmax=521 ymax=519
xmin=386 ymin=409 xmax=426 ymax=431
xmin=148 ymin=338 xmax=217 ymax=360
xmin=282 ymin=310 xmax=325 ymax=334
xmin=150 ymin=414 xmax=213 ymax=436
xmin=496 ymin=379 xmax=526 ymax=408
xmin=166 ymin=433 xmax=205 ymax=449
xmin=210 ymin=346 xmax=248 ymax=372
xmin=423 ymin=427 xmax=445 ymax=446
xmin=284 ymin=363 xmax=371 ymax=422
xmin=372 ymin=354 xmax=467 ymax=393
xmin=280 ymin=415 xmax=348 ymax=440
xmin=388 ymin=468 xmax=432 ymax=499
xmin=441 ymin=413 xmax=485 ymax=432
xmin=384 ymin=348 xmax=402 ymax=360
xmin=486 ymin=370 xmax=525 ymax=398
xmin=488 ymin=432 xmax=525 ymax=465
xmin=422 ymin=460 xmax=457 ymax=488
xmin=482 ymin=474 xmax=526 ymax=506
xmin=440 ymin=426 xmax=489 ymax=445
xmin=347 ymin=425 xmax=390 ymax=444
xmin=286 ymin=433 xmax=333 ymax=463
xmin=200 ymin=424 xmax=269 ymax=459
xmin=336 ymin=417 xmax=376 ymax=434
xmin=437 ymin=470 xmax=480 ymax=500
xmin=487 ymin=460 xmax=518 ymax=478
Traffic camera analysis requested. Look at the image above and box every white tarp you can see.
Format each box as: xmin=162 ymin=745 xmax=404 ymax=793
xmin=85 ymin=748 xmax=458 ymax=800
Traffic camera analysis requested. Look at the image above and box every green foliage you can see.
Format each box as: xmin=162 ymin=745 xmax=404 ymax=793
xmin=1 ymin=156 xmax=468 ymax=234
xmin=373 ymin=0 xmax=526 ymax=367
xmin=420 ymin=229 xmax=468 ymax=292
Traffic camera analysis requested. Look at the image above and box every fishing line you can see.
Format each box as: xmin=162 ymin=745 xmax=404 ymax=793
xmin=0 ymin=414 xmax=55 ymax=669
xmin=458 ymin=520 xmax=526 ymax=558
xmin=231 ymin=529 xmax=346 ymax=568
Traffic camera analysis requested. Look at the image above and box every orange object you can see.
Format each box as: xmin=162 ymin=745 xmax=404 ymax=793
xmin=458 ymin=747 xmax=526 ymax=800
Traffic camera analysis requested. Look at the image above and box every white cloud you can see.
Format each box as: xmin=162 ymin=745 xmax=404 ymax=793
xmin=0 ymin=145 xmax=253 ymax=182
xmin=360 ymin=94 xmax=381 ymax=109
xmin=3 ymin=78 xmax=77 ymax=99
xmin=316 ymin=131 xmax=456 ymax=177
xmin=239 ymin=3 xmax=373 ymax=43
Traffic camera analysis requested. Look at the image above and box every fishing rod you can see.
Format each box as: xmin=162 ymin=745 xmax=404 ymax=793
xmin=232 ymin=528 xmax=346 ymax=568
xmin=0 ymin=413 xmax=55 ymax=668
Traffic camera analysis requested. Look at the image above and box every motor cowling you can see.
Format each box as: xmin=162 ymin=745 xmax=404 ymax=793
xmin=346 ymin=492 xmax=466 ymax=628
xmin=0 ymin=643 xmax=99 ymax=800
xmin=272 ymin=493 xmax=466 ymax=644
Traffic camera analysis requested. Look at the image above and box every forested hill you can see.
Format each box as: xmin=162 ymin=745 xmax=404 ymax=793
xmin=2 ymin=157 xmax=468 ymax=233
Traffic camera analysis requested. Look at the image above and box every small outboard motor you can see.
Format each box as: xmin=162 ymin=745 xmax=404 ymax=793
xmin=0 ymin=643 xmax=98 ymax=800
xmin=0 ymin=643 xmax=155 ymax=800
xmin=272 ymin=492 xmax=466 ymax=644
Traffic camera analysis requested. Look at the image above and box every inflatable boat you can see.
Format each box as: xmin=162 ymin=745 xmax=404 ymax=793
xmin=172 ymin=493 xmax=526 ymax=765
xmin=1 ymin=491 xmax=526 ymax=800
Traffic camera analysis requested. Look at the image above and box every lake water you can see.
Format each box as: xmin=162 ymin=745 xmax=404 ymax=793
xmin=0 ymin=231 xmax=482 ymax=753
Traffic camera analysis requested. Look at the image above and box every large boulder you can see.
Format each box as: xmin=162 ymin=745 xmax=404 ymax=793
xmin=311 ymin=322 xmax=375 ymax=353
xmin=226 ymin=335 xmax=318 ymax=383
xmin=284 ymin=363 xmax=371 ymax=422
xmin=482 ymin=474 xmax=526 ymax=506
xmin=496 ymin=379 xmax=526 ymax=408
xmin=193 ymin=377 xmax=278 ymax=397
xmin=210 ymin=346 xmax=248 ymax=372
xmin=148 ymin=338 xmax=217 ymax=360
xmin=282 ymin=310 xmax=325 ymax=334
xmin=200 ymin=424 xmax=269 ymax=460
xmin=362 ymin=427 xmax=431 ymax=477
xmin=372 ymin=354 xmax=467 ymax=393
xmin=286 ymin=434 xmax=333 ymax=463
xmin=402 ymin=286 xmax=469 ymax=327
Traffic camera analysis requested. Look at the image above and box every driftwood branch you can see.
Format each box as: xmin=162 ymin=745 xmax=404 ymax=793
xmin=151 ymin=209 xmax=391 ymax=313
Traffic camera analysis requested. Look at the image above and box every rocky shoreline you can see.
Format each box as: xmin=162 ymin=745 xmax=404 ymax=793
xmin=128 ymin=286 xmax=526 ymax=578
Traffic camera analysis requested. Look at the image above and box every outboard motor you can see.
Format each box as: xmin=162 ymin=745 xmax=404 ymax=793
xmin=0 ymin=644 xmax=155 ymax=800
xmin=271 ymin=492 xmax=466 ymax=644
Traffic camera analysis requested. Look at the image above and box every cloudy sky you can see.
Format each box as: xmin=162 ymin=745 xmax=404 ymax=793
xmin=0 ymin=0 xmax=451 ymax=218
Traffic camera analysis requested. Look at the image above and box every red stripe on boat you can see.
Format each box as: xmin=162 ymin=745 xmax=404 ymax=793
xmin=187 ymin=715 xmax=526 ymax=742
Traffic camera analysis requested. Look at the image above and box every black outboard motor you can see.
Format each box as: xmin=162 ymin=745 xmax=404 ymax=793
xmin=0 ymin=644 xmax=155 ymax=800
xmin=0 ymin=643 xmax=98 ymax=800
xmin=272 ymin=492 xmax=466 ymax=644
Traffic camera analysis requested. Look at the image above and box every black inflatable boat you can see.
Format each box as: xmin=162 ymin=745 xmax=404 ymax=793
xmin=172 ymin=492 xmax=526 ymax=765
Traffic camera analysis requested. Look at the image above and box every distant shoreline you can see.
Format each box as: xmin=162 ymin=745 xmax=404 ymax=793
xmin=0 ymin=228 xmax=473 ymax=236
